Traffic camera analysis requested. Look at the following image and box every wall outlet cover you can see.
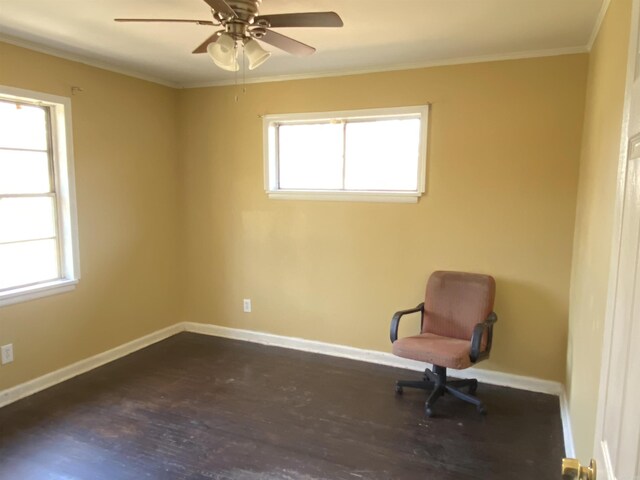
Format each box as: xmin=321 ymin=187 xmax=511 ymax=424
xmin=1 ymin=344 xmax=14 ymax=365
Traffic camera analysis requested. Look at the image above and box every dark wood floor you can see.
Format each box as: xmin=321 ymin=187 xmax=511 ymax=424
xmin=0 ymin=333 xmax=564 ymax=479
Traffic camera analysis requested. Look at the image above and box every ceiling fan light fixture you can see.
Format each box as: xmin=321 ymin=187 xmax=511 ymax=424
xmin=244 ymin=38 xmax=271 ymax=70
xmin=207 ymin=33 xmax=239 ymax=71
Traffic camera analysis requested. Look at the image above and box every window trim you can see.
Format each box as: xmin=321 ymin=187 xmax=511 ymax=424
xmin=0 ymin=85 xmax=80 ymax=307
xmin=263 ymin=105 xmax=429 ymax=203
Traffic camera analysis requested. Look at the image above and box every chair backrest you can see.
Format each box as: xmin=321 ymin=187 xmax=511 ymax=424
xmin=422 ymin=271 xmax=496 ymax=341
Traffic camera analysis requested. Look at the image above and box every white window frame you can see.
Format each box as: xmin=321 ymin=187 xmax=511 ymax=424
xmin=263 ymin=105 xmax=429 ymax=203
xmin=0 ymin=85 xmax=80 ymax=307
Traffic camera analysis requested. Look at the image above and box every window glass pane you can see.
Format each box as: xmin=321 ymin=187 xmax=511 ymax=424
xmin=0 ymin=149 xmax=51 ymax=194
xmin=0 ymin=197 xmax=57 ymax=243
xmin=344 ymin=118 xmax=421 ymax=191
xmin=278 ymin=123 xmax=344 ymax=190
xmin=0 ymin=101 xmax=48 ymax=151
xmin=0 ymin=238 xmax=59 ymax=290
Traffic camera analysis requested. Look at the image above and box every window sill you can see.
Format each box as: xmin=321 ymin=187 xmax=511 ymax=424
xmin=0 ymin=279 xmax=78 ymax=308
xmin=267 ymin=190 xmax=420 ymax=203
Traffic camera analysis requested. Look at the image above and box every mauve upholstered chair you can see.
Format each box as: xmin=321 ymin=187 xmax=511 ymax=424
xmin=390 ymin=271 xmax=497 ymax=417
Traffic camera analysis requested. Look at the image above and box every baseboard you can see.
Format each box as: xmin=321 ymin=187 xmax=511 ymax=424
xmin=0 ymin=323 xmax=184 ymax=408
xmin=0 ymin=319 xmax=572 ymax=457
xmin=183 ymin=322 xmax=563 ymax=396
xmin=560 ymin=389 xmax=576 ymax=457
xmin=185 ymin=322 xmax=573 ymax=454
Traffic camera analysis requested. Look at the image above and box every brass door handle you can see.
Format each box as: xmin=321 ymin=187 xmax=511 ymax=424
xmin=562 ymin=458 xmax=596 ymax=480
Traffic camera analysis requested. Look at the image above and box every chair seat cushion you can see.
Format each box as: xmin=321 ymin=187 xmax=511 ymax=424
xmin=392 ymin=333 xmax=473 ymax=370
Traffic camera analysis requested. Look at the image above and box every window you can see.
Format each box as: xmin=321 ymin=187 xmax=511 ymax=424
xmin=263 ymin=106 xmax=429 ymax=202
xmin=0 ymin=86 xmax=80 ymax=307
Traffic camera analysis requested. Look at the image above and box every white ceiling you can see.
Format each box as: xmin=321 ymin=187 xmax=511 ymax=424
xmin=0 ymin=0 xmax=604 ymax=88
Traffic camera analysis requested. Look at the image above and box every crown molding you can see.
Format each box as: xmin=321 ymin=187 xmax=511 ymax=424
xmin=0 ymin=34 xmax=181 ymax=89
xmin=181 ymin=46 xmax=588 ymax=89
xmin=1 ymin=32 xmax=587 ymax=90
xmin=587 ymin=0 xmax=612 ymax=51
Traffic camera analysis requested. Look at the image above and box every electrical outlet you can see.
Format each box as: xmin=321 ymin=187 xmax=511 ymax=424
xmin=243 ymin=298 xmax=252 ymax=313
xmin=1 ymin=344 xmax=14 ymax=365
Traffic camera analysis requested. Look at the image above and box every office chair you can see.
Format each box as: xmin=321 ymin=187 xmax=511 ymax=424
xmin=390 ymin=271 xmax=497 ymax=417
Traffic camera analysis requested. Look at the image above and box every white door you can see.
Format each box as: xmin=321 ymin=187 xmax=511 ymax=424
xmin=593 ymin=0 xmax=640 ymax=478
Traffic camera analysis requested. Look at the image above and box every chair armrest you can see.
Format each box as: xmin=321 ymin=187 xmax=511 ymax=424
xmin=390 ymin=303 xmax=424 ymax=343
xmin=470 ymin=312 xmax=498 ymax=362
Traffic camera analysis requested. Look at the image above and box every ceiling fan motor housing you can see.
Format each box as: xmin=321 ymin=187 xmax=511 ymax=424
xmin=224 ymin=0 xmax=262 ymax=39
xmin=226 ymin=0 xmax=261 ymax=19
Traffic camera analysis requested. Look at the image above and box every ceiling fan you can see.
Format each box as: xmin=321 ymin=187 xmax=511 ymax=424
xmin=115 ymin=0 xmax=343 ymax=71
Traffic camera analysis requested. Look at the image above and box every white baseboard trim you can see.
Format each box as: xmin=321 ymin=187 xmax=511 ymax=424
xmin=0 ymin=320 xmax=573 ymax=457
xmin=560 ymin=389 xmax=576 ymax=457
xmin=183 ymin=322 xmax=563 ymax=396
xmin=185 ymin=322 xmax=573 ymax=454
xmin=0 ymin=323 xmax=184 ymax=408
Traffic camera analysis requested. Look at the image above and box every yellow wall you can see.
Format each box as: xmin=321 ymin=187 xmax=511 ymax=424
xmin=0 ymin=43 xmax=181 ymax=390
xmin=566 ymin=0 xmax=632 ymax=461
xmin=0 ymin=43 xmax=590 ymax=393
xmin=178 ymin=54 xmax=588 ymax=382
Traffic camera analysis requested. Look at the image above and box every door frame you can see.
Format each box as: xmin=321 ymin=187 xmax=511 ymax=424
xmin=593 ymin=0 xmax=640 ymax=475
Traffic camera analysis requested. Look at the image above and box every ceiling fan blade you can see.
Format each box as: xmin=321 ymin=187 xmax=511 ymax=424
xmin=115 ymin=18 xmax=215 ymax=26
xmin=254 ymin=12 xmax=343 ymax=28
xmin=192 ymin=32 xmax=222 ymax=54
xmin=259 ymin=29 xmax=315 ymax=56
xmin=202 ymin=0 xmax=236 ymax=17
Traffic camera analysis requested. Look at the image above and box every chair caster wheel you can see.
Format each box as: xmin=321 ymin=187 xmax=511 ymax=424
xmin=477 ymin=405 xmax=487 ymax=415
xmin=425 ymin=406 xmax=434 ymax=417
xmin=395 ymin=385 xmax=403 ymax=394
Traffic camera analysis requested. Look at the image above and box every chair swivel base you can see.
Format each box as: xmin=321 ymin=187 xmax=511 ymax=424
xmin=395 ymin=365 xmax=487 ymax=417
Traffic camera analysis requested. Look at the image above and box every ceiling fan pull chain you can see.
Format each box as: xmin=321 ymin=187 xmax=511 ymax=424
xmin=242 ymin=45 xmax=247 ymax=96
xmin=234 ymin=43 xmax=239 ymax=102
xmin=234 ymin=44 xmax=247 ymax=102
